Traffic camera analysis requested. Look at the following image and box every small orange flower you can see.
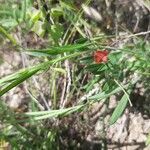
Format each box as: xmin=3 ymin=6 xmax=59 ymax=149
xmin=94 ymin=50 xmax=109 ymax=64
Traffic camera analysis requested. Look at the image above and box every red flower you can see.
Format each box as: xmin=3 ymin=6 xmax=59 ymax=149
xmin=94 ymin=50 xmax=109 ymax=64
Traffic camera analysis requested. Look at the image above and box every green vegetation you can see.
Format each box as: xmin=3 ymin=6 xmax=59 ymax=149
xmin=0 ymin=0 xmax=149 ymax=149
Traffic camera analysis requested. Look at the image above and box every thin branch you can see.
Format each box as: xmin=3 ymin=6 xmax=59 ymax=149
xmin=124 ymin=30 xmax=150 ymax=39
xmin=114 ymin=79 xmax=132 ymax=107
xmin=62 ymin=60 xmax=71 ymax=108
xmin=60 ymin=71 xmax=67 ymax=108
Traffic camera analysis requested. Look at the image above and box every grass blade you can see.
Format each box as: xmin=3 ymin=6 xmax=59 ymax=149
xmin=0 ymin=52 xmax=81 ymax=96
xmin=0 ymin=68 xmax=40 ymax=97
xmin=25 ymin=43 xmax=91 ymax=57
xmin=25 ymin=105 xmax=84 ymax=120
xmin=109 ymin=92 xmax=130 ymax=125
xmin=0 ymin=25 xmax=17 ymax=45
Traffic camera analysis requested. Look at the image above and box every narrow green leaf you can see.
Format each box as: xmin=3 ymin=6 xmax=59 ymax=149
xmin=25 ymin=43 xmax=91 ymax=57
xmin=0 ymin=19 xmax=18 ymax=29
xmin=0 ymin=68 xmax=40 ymax=97
xmin=109 ymin=93 xmax=129 ymax=125
xmin=0 ymin=52 xmax=81 ymax=96
xmin=25 ymin=105 xmax=84 ymax=120
xmin=88 ymin=84 xmax=128 ymax=101
xmin=21 ymin=0 xmax=26 ymax=21
xmin=0 ymin=25 xmax=17 ymax=45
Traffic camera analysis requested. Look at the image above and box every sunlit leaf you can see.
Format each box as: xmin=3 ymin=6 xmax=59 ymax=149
xmin=109 ymin=93 xmax=129 ymax=125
